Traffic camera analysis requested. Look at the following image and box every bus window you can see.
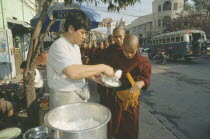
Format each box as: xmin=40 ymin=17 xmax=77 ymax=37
xmin=181 ymin=36 xmax=184 ymax=42
xmin=159 ymin=39 xmax=162 ymax=44
xmin=176 ymin=37 xmax=180 ymax=42
xmin=171 ymin=37 xmax=175 ymax=42
xmin=167 ymin=38 xmax=170 ymax=43
xmin=156 ymin=40 xmax=158 ymax=44
xmin=162 ymin=39 xmax=166 ymax=44
xmin=201 ymin=34 xmax=205 ymax=40
xmin=189 ymin=35 xmax=192 ymax=41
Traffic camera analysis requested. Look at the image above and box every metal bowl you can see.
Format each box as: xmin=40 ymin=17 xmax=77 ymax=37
xmin=23 ymin=126 xmax=51 ymax=139
xmin=44 ymin=102 xmax=111 ymax=139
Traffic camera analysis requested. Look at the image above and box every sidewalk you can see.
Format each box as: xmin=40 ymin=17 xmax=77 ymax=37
xmin=139 ymin=102 xmax=177 ymax=139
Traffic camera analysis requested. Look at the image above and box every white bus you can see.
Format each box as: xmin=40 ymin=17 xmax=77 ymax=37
xmin=148 ymin=29 xmax=207 ymax=62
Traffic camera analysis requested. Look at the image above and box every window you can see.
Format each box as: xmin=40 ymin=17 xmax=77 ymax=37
xmin=163 ymin=1 xmax=172 ymax=11
xmin=158 ymin=19 xmax=161 ymax=27
xmin=171 ymin=37 xmax=175 ymax=42
xmin=156 ymin=40 xmax=159 ymax=44
xmin=176 ymin=37 xmax=180 ymax=42
xmin=181 ymin=36 xmax=184 ymax=42
xmin=159 ymin=39 xmax=162 ymax=44
xmin=201 ymin=34 xmax=205 ymax=40
xmin=158 ymin=5 xmax=161 ymax=12
xmin=162 ymin=39 xmax=166 ymax=44
xmin=174 ymin=3 xmax=178 ymax=10
xmin=167 ymin=38 xmax=170 ymax=43
xmin=153 ymin=40 xmax=155 ymax=44
xmin=189 ymin=36 xmax=192 ymax=41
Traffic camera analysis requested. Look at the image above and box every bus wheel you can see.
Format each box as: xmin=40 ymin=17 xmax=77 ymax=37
xmin=184 ymin=57 xmax=192 ymax=62
xmin=169 ymin=54 xmax=177 ymax=61
xmin=148 ymin=52 xmax=153 ymax=59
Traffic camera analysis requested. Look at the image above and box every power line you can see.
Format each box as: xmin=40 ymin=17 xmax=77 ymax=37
xmin=88 ymin=5 xmax=151 ymax=13
xmin=97 ymin=10 xmax=141 ymax=17
xmin=88 ymin=5 xmax=151 ymax=17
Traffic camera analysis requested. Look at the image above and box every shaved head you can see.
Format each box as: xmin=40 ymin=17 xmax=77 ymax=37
xmin=123 ymin=34 xmax=139 ymax=48
xmin=122 ymin=34 xmax=139 ymax=59
xmin=108 ymin=35 xmax=114 ymax=45
xmin=113 ymin=27 xmax=125 ymax=34
xmin=112 ymin=27 xmax=125 ymax=46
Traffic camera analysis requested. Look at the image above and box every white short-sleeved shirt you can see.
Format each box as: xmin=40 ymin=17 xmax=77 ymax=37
xmin=47 ymin=37 xmax=85 ymax=92
xmin=34 ymin=69 xmax=43 ymax=88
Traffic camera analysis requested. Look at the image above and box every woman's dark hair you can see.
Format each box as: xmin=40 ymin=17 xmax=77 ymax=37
xmin=64 ymin=10 xmax=91 ymax=32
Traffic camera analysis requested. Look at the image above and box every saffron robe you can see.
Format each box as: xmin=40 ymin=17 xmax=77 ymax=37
xmin=88 ymin=47 xmax=97 ymax=64
xmin=101 ymin=50 xmax=151 ymax=139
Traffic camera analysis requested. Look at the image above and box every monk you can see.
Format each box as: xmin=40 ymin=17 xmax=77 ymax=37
xmin=107 ymin=35 xmax=115 ymax=45
xmin=81 ymin=42 xmax=90 ymax=64
xmin=102 ymin=27 xmax=125 ymax=65
xmin=88 ymin=41 xmax=97 ymax=64
xmin=92 ymin=41 xmax=105 ymax=64
xmin=101 ymin=34 xmax=151 ymax=139
xmin=103 ymin=40 xmax=109 ymax=49
xmin=99 ymin=26 xmax=126 ymax=139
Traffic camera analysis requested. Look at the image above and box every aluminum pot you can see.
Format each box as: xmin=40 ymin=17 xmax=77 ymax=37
xmin=23 ymin=126 xmax=51 ymax=139
xmin=44 ymin=102 xmax=111 ymax=139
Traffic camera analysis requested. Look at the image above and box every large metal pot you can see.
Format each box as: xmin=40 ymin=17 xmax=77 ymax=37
xmin=44 ymin=102 xmax=111 ymax=139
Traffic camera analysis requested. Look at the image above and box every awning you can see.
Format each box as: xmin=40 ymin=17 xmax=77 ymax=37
xmin=6 ymin=18 xmax=32 ymax=36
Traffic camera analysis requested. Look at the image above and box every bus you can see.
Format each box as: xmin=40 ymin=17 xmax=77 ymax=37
xmin=147 ymin=29 xmax=207 ymax=62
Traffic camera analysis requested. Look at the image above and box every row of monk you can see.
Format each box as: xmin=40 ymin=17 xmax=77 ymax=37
xmin=80 ymin=27 xmax=152 ymax=139
xmin=80 ymin=35 xmax=115 ymax=65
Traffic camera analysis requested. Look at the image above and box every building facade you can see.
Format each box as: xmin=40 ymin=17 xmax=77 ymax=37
xmin=127 ymin=0 xmax=184 ymax=47
xmin=0 ymin=0 xmax=36 ymax=29
xmin=0 ymin=0 xmax=36 ymax=79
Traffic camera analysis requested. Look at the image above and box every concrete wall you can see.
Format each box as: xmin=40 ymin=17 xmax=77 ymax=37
xmin=127 ymin=0 xmax=184 ymax=37
xmin=127 ymin=14 xmax=153 ymax=37
xmin=152 ymin=0 xmax=184 ymax=34
xmin=0 ymin=0 xmax=36 ymax=29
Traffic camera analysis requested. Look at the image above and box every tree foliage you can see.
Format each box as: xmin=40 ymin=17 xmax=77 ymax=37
xmin=191 ymin=0 xmax=210 ymax=11
xmin=64 ymin=0 xmax=141 ymax=11
xmin=184 ymin=2 xmax=193 ymax=11
xmin=164 ymin=11 xmax=210 ymax=36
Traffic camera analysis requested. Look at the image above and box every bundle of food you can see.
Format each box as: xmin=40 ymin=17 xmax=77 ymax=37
xmin=101 ymin=70 xmax=122 ymax=87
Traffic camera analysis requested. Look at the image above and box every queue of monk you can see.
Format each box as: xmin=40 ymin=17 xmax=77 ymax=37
xmin=79 ymin=26 xmax=151 ymax=139
xmin=80 ymin=34 xmax=115 ymax=65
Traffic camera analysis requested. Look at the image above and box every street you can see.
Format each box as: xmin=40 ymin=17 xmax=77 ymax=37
xmin=141 ymin=53 xmax=210 ymax=139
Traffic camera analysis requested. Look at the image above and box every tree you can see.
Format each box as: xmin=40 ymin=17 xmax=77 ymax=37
xmin=184 ymin=2 xmax=194 ymax=11
xmin=192 ymin=0 xmax=210 ymax=18
xmin=24 ymin=0 xmax=141 ymax=125
xmin=163 ymin=11 xmax=210 ymax=34
xmin=192 ymin=0 xmax=210 ymax=11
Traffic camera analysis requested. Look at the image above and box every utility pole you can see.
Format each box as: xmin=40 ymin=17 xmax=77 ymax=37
xmin=0 ymin=0 xmax=5 ymax=29
xmin=22 ymin=0 xmax=25 ymax=21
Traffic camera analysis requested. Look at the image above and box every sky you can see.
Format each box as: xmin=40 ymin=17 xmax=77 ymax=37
xmin=87 ymin=0 xmax=194 ymax=24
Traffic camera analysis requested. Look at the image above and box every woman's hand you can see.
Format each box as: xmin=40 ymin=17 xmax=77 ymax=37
xmin=130 ymin=81 xmax=145 ymax=93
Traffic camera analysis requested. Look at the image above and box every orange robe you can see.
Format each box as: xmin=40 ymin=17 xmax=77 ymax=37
xmin=101 ymin=49 xmax=151 ymax=139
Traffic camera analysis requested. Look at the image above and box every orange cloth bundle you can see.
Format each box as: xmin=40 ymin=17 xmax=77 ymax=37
xmin=115 ymin=72 xmax=140 ymax=110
